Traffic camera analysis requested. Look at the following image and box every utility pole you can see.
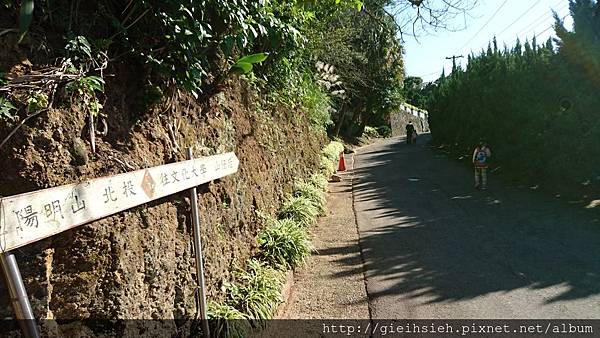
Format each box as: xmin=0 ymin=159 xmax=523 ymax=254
xmin=446 ymin=55 xmax=464 ymax=72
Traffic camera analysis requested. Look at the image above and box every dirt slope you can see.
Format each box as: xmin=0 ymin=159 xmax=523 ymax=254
xmin=0 ymin=34 xmax=323 ymax=336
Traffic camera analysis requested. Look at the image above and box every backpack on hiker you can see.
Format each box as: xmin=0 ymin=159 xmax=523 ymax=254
xmin=473 ymin=146 xmax=490 ymax=168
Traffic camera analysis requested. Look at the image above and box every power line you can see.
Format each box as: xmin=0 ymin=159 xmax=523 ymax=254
xmin=415 ymin=70 xmax=443 ymax=78
xmin=516 ymin=13 xmax=556 ymax=36
xmin=515 ymin=1 xmax=568 ymax=37
xmin=495 ymin=0 xmax=543 ymax=37
xmin=492 ymin=13 xmax=568 ymax=52
xmin=536 ymin=24 xmax=556 ymax=36
xmin=456 ymin=0 xmax=510 ymax=53
xmin=519 ymin=14 xmax=568 ymax=40
xmin=516 ymin=0 xmax=566 ymax=31
xmin=518 ymin=26 xmax=552 ymax=42
xmin=467 ymin=7 xmax=569 ymax=56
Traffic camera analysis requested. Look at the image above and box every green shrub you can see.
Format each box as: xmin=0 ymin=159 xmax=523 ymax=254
xmin=279 ymin=195 xmax=318 ymax=227
xmin=308 ymin=173 xmax=328 ymax=191
xmin=377 ymin=125 xmax=392 ymax=137
xmin=294 ymin=181 xmax=327 ymax=215
xmin=362 ymin=126 xmax=379 ymax=138
xmin=321 ymin=141 xmax=344 ymax=162
xmin=426 ymin=6 xmax=600 ymax=191
xmin=320 ymin=141 xmax=344 ymax=177
xmin=258 ymin=217 xmax=312 ymax=269
xmin=319 ymin=156 xmax=336 ymax=177
xmin=300 ymin=75 xmax=333 ymax=133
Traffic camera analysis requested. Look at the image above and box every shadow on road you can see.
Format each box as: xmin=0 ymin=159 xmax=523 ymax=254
xmin=345 ymin=136 xmax=600 ymax=309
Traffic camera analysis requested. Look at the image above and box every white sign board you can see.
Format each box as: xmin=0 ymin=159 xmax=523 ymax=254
xmin=0 ymin=152 xmax=239 ymax=252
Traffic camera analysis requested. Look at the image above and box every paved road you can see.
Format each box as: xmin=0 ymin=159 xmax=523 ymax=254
xmin=352 ymin=136 xmax=600 ymax=319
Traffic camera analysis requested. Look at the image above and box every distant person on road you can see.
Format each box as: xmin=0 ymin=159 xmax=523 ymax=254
xmin=406 ymin=122 xmax=415 ymax=144
xmin=473 ymin=141 xmax=492 ymax=190
xmin=411 ymin=129 xmax=417 ymax=144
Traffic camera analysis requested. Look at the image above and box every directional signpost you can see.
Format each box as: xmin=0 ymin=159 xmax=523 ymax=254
xmin=0 ymin=152 xmax=240 ymax=337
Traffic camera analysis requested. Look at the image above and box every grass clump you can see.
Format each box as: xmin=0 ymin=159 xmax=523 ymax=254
xmin=207 ymin=301 xmax=247 ymax=319
xmin=257 ymin=217 xmax=312 ymax=269
xmin=228 ymin=259 xmax=285 ymax=321
xmin=207 ymin=302 xmax=250 ymax=338
xmin=207 ymin=259 xmax=284 ymax=332
xmin=294 ymin=180 xmax=327 ymax=215
xmin=279 ymin=195 xmax=318 ymax=227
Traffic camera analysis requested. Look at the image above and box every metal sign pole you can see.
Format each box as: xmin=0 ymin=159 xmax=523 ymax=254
xmin=0 ymin=252 xmax=40 ymax=338
xmin=186 ymin=148 xmax=210 ymax=338
xmin=0 ymin=152 xmax=239 ymax=338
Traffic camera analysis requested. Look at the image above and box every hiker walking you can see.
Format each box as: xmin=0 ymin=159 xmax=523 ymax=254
xmin=406 ymin=122 xmax=415 ymax=144
xmin=473 ymin=141 xmax=492 ymax=190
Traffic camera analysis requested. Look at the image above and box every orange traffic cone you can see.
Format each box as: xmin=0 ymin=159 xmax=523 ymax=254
xmin=338 ymin=152 xmax=346 ymax=172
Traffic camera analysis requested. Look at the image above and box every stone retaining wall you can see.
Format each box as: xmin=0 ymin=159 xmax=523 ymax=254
xmin=390 ymin=104 xmax=430 ymax=137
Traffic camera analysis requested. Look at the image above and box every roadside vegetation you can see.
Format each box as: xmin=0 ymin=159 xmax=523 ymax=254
xmin=422 ymin=0 xmax=600 ymax=195
xmin=0 ymin=0 xmax=410 ymax=143
xmin=208 ymin=140 xmax=343 ymax=336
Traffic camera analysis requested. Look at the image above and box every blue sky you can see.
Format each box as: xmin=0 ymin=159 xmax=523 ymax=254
xmin=402 ymin=0 xmax=574 ymax=83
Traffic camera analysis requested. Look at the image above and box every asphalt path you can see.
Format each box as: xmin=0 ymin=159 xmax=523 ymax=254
xmin=352 ymin=136 xmax=600 ymax=319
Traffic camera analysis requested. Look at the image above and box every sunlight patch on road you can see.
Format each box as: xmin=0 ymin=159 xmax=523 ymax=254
xmin=486 ymin=199 xmax=502 ymax=205
xmin=451 ymin=195 xmax=472 ymax=200
xmin=393 ymin=219 xmax=421 ymax=228
xmin=585 ymin=199 xmax=600 ymax=209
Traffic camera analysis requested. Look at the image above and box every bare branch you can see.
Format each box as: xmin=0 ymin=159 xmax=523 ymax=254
xmin=0 ymin=62 xmax=79 ymax=151
xmin=388 ymin=0 xmax=479 ymax=40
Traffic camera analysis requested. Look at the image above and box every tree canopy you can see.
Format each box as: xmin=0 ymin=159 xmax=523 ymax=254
xmin=1 ymin=0 xmax=479 ymax=139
